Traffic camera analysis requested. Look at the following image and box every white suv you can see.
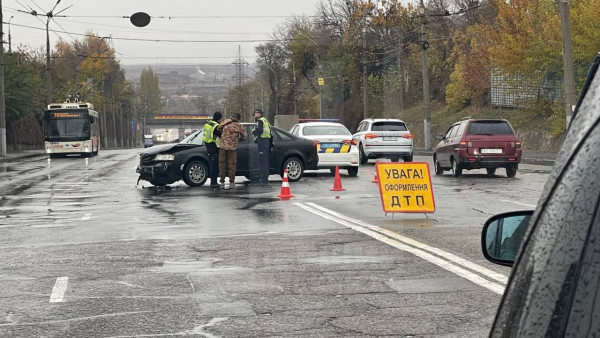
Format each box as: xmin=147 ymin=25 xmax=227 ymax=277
xmin=353 ymin=118 xmax=413 ymax=164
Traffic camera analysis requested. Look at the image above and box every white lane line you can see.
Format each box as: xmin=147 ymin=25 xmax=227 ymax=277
xmin=49 ymin=277 xmax=69 ymax=303
xmin=296 ymin=203 xmax=505 ymax=295
xmin=307 ymin=202 xmax=508 ymax=284
xmin=501 ymin=200 xmax=537 ymax=208
xmin=82 ymin=213 xmax=92 ymax=221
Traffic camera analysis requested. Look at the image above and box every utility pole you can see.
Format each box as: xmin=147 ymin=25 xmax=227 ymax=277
xmin=559 ymin=0 xmax=576 ymax=127
xmin=0 ymin=0 xmax=7 ymax=157
xmin=362 ymin=17 xmax=368 ymax=120
xmin=419 ymin=1 xmax=432 ymax=150
xmin=46 ymin=16 xmax=52 ymax=104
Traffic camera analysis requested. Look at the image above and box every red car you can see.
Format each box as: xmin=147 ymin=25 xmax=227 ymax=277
xmin=433 ymin=118 xmax=522 ymax=177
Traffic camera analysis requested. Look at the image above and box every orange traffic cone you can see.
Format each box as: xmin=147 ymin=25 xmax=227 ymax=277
xmin=330 ymin=166 xmax=346 ymax=191
xmin=371 ymin=160 xmax=380 ymax=183
xmin=278 ymin=169 xmax=295 ymax=200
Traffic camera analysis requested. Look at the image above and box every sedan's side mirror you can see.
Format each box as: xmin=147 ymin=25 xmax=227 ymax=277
xmin=436 ymin=135 xmax=445 ymax=140
xmin=481 ymin=210 xmax=534 ymax=267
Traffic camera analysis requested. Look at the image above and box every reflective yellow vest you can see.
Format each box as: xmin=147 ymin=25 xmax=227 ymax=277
xmin=202 ymin=120 xmax=220 ymax=146
xmin=253 ymin=117 xmax=271 ymax=141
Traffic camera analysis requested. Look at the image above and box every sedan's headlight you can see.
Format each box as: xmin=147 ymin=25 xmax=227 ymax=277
xmin=155 ymin=154 xmax=175 ymax=161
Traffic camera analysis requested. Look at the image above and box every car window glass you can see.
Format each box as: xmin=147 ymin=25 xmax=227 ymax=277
xmin=303 ymin=125 xmax=351 ymax=136
xmin=467 ymin=121 xmax=514 ymax=135
xmin=492 ymin=122 xmax=600 ymax=337
xmin=456 ymin=122 xmax=467 ymax=137
xmin=445 ymin=126 xmax=456 ymax=139
xmin=371 ymin=121 xmax=407 ymax=131
xmin=449 ymin=124 xmax=461 ymax=138
xmin=355 ymin=122 xmax=363 ymax=132
xmin=273 ymin=129 xmax=292 ymax=141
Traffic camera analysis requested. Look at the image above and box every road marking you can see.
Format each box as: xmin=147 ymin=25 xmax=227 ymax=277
xmin=306 ymin=202 xmax=508 ymax=284
xmin=82 ymin=213 xmax=92 ymax=221
xmin=296 ymin=203 xmax=506 ymax=295
xmin=501 ymin=200 xmax=537 ymax=208
xmin=49 ymin=277 xmax=69 ymax=303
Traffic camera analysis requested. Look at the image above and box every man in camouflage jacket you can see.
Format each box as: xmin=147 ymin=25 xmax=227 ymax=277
xmin=216 ymin=112 xmax=247 ymax=189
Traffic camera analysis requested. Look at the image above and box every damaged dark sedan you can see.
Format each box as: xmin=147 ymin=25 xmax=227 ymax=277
xmin=136 ymin=123 xmax=319 ymax=187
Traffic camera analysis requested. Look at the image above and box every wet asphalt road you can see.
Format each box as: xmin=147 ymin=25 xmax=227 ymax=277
xmin=0 ymin=149 xmax=550 ymax=337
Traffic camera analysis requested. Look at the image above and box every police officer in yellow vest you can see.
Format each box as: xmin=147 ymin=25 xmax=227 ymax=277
xmin=252 ymin=109 xmax=272 ymax=185
xmin=203 ymin=111 xmax=223 ymax=189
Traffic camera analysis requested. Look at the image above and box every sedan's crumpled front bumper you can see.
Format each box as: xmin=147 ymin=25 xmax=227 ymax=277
xmin=136 ymin=161 xmax=180 ymax=185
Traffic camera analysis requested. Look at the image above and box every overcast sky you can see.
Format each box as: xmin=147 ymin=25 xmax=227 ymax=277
xmin=3 ymin=0 xmax=323 ymax=65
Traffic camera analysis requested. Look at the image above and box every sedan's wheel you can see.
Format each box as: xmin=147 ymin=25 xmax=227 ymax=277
xmin=183 ymin=160 xmax=208 ymax=186
xmin=359 ymin=145 xmax=368 ymax=164
xmin=347 ymin=167 xmax=358 ymax=177
xmin=434 ymin=158 xmax=444 ymax=175
xmin=506 ymin=166 xmax=517 ymax=178
xmin=282 ymin=157 xmax=304 ymax=182
xmin=390 ymin=157 xmax=400 ymax=162
xmin=403 ymin=154 xmax=413 ymax=162
xmin=451 ymin=158 xmax=462 ymax=177
xmin=486 ymin=168 xmax=497 ymax=177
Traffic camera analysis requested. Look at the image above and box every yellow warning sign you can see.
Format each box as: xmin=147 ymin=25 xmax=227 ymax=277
xmin=376 ymin=162 xmax=436 ymax=213
xmin=318 ymin=77 xmax=325 ymax=86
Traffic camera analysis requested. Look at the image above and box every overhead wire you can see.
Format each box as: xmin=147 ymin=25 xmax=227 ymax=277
xmin=7 ymin=22 xmax=288 ymax=43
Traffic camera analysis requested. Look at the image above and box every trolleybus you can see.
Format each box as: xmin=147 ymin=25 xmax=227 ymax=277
xmin=44 ymin=101 xmax=101 ymax=157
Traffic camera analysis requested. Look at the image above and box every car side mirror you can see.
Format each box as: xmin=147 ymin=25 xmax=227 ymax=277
xmin=481 ymin=210 xmax=534 ymax=267
xmin=436 ymin=135 xmax=445 ymax=140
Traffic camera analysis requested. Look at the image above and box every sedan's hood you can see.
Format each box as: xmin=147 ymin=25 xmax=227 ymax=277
xmin=140 ymin=143 xmax=180 ymax=155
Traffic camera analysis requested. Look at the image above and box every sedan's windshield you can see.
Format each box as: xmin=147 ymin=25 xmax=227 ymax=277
xmin=303 ymin=125 xmax=351 ymax=136
xmin=179 ymin=131 xmax=203 ymax=145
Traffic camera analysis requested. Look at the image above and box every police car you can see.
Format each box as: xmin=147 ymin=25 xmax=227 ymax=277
xmin=289 ymin=121 xmax=359 ymax=176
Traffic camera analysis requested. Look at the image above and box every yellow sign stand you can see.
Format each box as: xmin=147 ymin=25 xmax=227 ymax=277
xmin=376 ymin=162 xmax=436 ymax=213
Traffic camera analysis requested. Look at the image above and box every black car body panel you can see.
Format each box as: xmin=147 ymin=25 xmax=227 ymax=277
xmin=487 ymin=53 xmax=600 ymax=336
xmin=137 ymin=123 xmax=318 ymax=186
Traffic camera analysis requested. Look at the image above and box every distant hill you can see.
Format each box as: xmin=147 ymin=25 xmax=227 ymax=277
xmin=122 ymin=64 xmax=241 ymax=114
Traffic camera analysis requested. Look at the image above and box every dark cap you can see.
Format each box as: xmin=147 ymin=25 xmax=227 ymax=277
xmin=213 ymin=112 xmax=222 ymax=121
xmin=254 ymin=109 xmax=263 ymax=116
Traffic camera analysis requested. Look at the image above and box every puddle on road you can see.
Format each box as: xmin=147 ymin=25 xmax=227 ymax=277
xmin=153 ymin=259 xmax=250 ymax=275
